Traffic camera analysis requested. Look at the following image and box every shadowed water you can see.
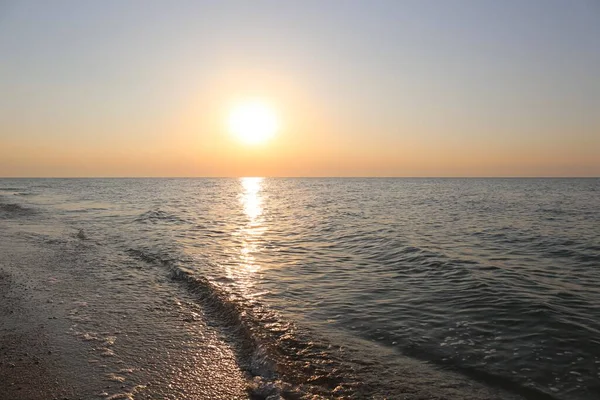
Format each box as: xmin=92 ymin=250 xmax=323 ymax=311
xmin=1 ymin=178 xmax=598 ymax=399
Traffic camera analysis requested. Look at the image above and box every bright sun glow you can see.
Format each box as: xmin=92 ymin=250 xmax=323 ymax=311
xmin=228 ymin=100 xmax=279 ymax=145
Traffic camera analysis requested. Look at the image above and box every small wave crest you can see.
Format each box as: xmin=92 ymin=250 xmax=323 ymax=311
xmin=125 ymin=246 xmax=568 ymax=399
xmin=133 ymin=209 xmax=188 ymax=225
xmin=0 ymin=202 xmax=36 ymax=217
xmin=126 ymin=248 xmax=360 ymax=399
xmin=172 ymin=266 xmax=364 ymax=398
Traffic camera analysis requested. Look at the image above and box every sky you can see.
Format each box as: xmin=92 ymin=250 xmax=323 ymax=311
xmin=1 ymin=0 xmax=599 ymax=177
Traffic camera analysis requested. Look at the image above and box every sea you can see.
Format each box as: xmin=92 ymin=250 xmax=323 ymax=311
xmin=1 ymin=178 xmax=599 ymax=399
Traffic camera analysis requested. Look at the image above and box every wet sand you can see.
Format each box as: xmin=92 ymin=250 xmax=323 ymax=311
xmin=0 ymin=268 xmax=79 ymax=400
xmin=0 ymin=235 xmax=249 ymax=400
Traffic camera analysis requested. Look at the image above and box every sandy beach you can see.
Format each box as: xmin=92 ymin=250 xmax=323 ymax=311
xmin=0 ymin=233 xmax=249 ymax=400
xmin=0 ymin=267 xmax=79 ymax=400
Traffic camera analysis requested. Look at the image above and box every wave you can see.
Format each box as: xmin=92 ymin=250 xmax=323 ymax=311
xmin=0 ymin=202 xmax=36 ymax=217
xmin=126 ymin=247 xmax=366 ymax=398
xmin=397 ymin=340 xmax=560 ymax=400
xmin=133 ymin=209 xmax=188 ymax=225
xmin=125 ymin=247 xmax=562 ymax=400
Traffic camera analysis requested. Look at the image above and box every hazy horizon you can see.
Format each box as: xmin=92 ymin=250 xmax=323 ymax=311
xmin=1 ymin=0 xmax=599 ymax=177
xmin=1 ymin=176 xmax=599 ymax=179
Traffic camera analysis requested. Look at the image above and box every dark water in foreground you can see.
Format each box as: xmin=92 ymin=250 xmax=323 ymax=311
xmin=1 ymin=178 xmax=599 ymax=399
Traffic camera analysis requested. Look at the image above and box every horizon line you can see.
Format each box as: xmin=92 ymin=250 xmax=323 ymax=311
xmin=1 ymin=176 xmax=598 ymax=179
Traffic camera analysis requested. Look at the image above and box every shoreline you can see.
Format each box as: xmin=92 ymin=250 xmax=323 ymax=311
xmin=0 ymin=231 xmax=530 ymax=400
xmin=0 ymin=234 xmax=249 ymax=400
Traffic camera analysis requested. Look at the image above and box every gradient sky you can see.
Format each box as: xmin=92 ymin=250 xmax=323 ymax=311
xmin=1 ymin=0 xmax=599 ymax=177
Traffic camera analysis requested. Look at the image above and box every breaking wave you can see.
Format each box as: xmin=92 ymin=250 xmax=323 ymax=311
xmin=125 ymin=247 xmax=561 ymax=400
xmin=126 ymin=247 xmax=358 ymax=398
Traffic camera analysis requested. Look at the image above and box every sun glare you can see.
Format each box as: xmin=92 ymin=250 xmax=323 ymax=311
xmin=228 ymin=100 xmax=279 ymax=145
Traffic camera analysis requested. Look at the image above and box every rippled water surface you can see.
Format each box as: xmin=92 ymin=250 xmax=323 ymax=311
xmin=1 ymin=178 xmax=599 ymax=399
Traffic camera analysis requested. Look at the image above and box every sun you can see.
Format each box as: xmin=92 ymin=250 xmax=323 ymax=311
xmin=228 ymin=99 xmax=279 ymax=145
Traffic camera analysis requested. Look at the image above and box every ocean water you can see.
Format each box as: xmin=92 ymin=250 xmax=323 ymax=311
xmin=1 ymin=178 xmax=599 ymax=399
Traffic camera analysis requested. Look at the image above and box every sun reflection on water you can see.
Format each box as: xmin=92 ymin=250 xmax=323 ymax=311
xmin=234 ymin=177 xmax=265 ymax=280
xmin=241 ymin=177 xmax=263 ymax=221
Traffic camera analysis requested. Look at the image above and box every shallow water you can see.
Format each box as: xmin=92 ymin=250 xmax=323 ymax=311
xmin=1 ymin=178 xmax=599 ymax=399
